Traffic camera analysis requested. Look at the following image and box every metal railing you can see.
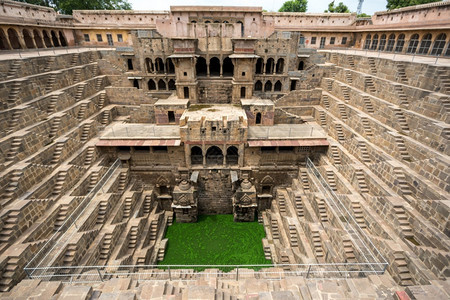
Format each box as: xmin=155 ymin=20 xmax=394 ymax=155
xmin=24 ymin=159 xmax=121 ymax=277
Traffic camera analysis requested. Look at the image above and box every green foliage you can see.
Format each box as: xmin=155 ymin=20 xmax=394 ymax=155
xmin=386 ymin=0 xmax=442 ymax=10
xmin=158 ymin=215 xmax=272 ymax=271
xmin=357 ymin=13 xmax=371 ymax=18
xmin=13 ymin=0 xmax=132 ymax=15
xmin=278 ymin=0 xmax=308 ymax=12
xmin=325 ymin=1 xmax=350 ymax=13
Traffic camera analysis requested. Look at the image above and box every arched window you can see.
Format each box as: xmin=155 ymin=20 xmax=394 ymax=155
xmin=7 ymin=28 xmax=22 ymax=49
xmin=378 ymin=34 xmax=386 ymax=51
xmin=146 ymin=58 xmax=154 ymax=73
xmin=0 ymin=29 xmax=10 ymax=50
xmin=274 ymin=80 xmax=282 ymax=92
xmin=255 ymin=112 xmax=262 ymax=124
xmin=385 ymin=34 xmax=396 ymax=52
xmin=255 ymin=58 xmax=264 ymax=74
xmin=33 ymin=29 xmax=44 ymax=48
xmin=148 ymin=79 xmax=156 ymax=90
xmin=237 ymin=21 xmax=244 ymax=37
xmin=264 ymin=81 xmax=272 ymax=92
xmin=445 ymin=41 xmax=450 ymax=57
xmin=431 ymin=33 xmax=446 ymax=56
xmin=205 ymin=20 xmax=211 ymax=24
xmin=395 ymin=34 xmax=405 ymax=52
xmin=276 ymin=58 xmax=284 ymax=74
xmin=59 ymin=31 xmax=67 ymax=47
xmin=168 ymin=79 xmax=176 ymax=90
xmin=166 ymin=58 xmax=175 ymax=74
xmin=226 ymin=146 xmax=238 ymax=165
xmin=133 ymin=79 xmax=140 ymax=89
xmin=298 ymin=60 xmax=304 ymax=70
xmin=364 ymin=34 xmax=371 ymax=50
xmin=155 ymin=58 xmax=165 ymax=73
xmin=196 ymin=57 xmax=207 ymax=76
xmin=23 ymin=29 xmax=35 ymax=49
xmin=206 ymin=146 xmax=223 ymax=165
xmin=51 ymin=30 xmax=60 ymax=47
xmin=209 ymin=57 xmax=220 ymax=76
xmin=158 ymin=79 xmax=166 ymax=90
xmin=43 ymin=30 xmax=52 ymax=48
xmin=407 ymin=34 xmax=419 ymax=54
xmin=223 ymin=57 xmax=234 ymax=77
xmin=240 ymin=87 xmax=246 ymax=98
xmin=371 ymin=34 xmax=378 ymax=50
xmin=255 ymin=80 xmax=262 ymax=91
xmin=417 ymin=33 xmax=432 ymax=54
xmin=265 ymin=58 xmax=274 ymax=74
xmin=191 ymin=146 xmax=202 ymax=165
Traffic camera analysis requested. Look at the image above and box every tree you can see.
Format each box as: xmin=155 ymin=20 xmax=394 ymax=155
xmin=14 ymin=0 xmax=132 ymax=15
xmin=324 ymin=1 xmax=350 ymax=13
xmin=279 ymin=0 xmax=308 ymax=12
xmin=357 ymin=13 xmax=371 ymax=18
xmin=386 ymin=0 xmax=441 ymax=10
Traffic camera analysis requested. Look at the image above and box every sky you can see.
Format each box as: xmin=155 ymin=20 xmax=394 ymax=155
xmin=128 ymin=0 xmax=388 ymax=15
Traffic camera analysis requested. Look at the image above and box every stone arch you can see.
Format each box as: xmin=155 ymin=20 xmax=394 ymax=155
xmin=33 ymin=29 xmax=44 ymax=48
xmin=255 ymin=112 xmax=262 ymax=124
xmin=370 ymin=34 xmax=378 ymax=50
xmin=364 ymin=34 xmax=371 ymax=49
xmin=298 ymin=60 xmax=304 ymax=70
xmin=255 ymin=80 xmax=262 ymax=91
xmin=385 ymin=34 xmax=396 ymax=52
xmin=43 ymin=30 xmax=52 ymax=47
xmin=51 ymin=30 xmax=60 ymax=47
xmin=255 ymin=58 xmax=263 ymax=74
xmin=260 ymin=175 xmax=274 ymax=194
xmin=7 ymin=28 xmax=22 ymax=49
xmin=168 ymin=79 xmax=176 ymax=90
xmin=209 ymin=57 xmax=220 ymax=76
xmin=378 ymin=34 xmax=386 ymax=51
xmin=265 ymin=58 xmax=274 ymax=74
xmin=237 ymin=21 xmax=244 ymax=37
xmin=226 ymin=146 xmax=238 ymax=165
xmin=155 ymin=57 xmax=165 ymax=73
xmin=23 ymin=29 xmax=35 ymax=49
xmin=158 ymin=79 xmax=166 ymax=90
xmin=0 ymin=29 xmax=10 ymax=50
xmin=196 ymin=57 xmax=207 ymax=76
xmin=407 ymin=34 xmax=420 ymax=54
xmin=190 ymin=146 xmax=203 ymax=165
xmin=223 ymin=57 xmax=233 ymax=77
xmin=148 ymin=79 xmax=156 ymax=90
xmin=276 ymin=58 xmax=284 ymax=74
xmin=156 ymin=176 xmax=170 ymax=195
xmin=431 ymin=33 xmax=446 ymax=56
xmin=59 ymin=31 xmax=67 ymax=47
xmin=264 ymin=80 xmax=272 ymax=92
xmin=206 ymin=146 xmax=223 ymax=165
xmin=166 ymin=58 xmax=175 ymax=74
xmin=395 ymin=34 xmax=406 ymax=52
xmin=418 ymin=33 xmax=432 ymax=55
xmin=146 ymin=58 xmax=154 ymax=73
xmin=274 ymin=80 xmax=282 ymax=92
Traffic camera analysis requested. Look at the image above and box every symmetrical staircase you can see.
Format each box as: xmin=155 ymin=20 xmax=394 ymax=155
xmin=335 ymin=123 xmax=345 ymax=141
xmin=393 ymin=168 xmax=412 ymax=196
xmin=364 ymin=76 xmax=376 ymax=93
xmin=393 ymin=135 xmax=411 ymax=161
xmin=52 ymin=170 xmax=67 ymax=196
xmin=395 ymin=63 xmax=408 ymax=83
xmin=294 ymin=194 xmax=304 ymax=217
xmin=271 ymin=219 xmax=280 ymax=240
xmin=330 ymin=145 xmax=341 ymax=164
xmin=51 ymin=142 xmax=65 ymax=164
xmin=317 ymin=198 xmax=328 ymax=222
xmin=362 ymin=96 xmax=375 ymax=113
xmin=49 ymin=116 xmax=62 ymax=138
xmin=338 ymin=103 xmax=348 ymax=120
xmin=354 ymin=170 xmax=369 ymax=193
xmin=358 ymin=141 xmax=371 ymax=163
xmin=322 ymin=94 xmax=330 ymax=109
xmin=6 ymin=60 xmax=21 ymax=78
xmin=393 ymin=108 xmax=410 ymax=132
xmin=326 ymin=170 xmax=337 ymax=191
xmin=367 ymin=57 xmax=377 ymax=74
xmin=311 ymin=231 xmax=324 ymax=258
xmin=351 ymin=201 xmax=366 ymax=228
xmin=43 ymin=56 xmax=55 ymax=72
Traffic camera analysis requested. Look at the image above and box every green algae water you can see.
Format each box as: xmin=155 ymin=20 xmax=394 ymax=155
xmin=158 ymin=215 xmax=272 ymax=271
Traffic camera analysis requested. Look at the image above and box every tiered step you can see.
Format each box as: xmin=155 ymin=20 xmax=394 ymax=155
xmin=263 ymin=245 xmax=272 ymax=260
xmin=338 ymin=103 xmax=348 ymax=120
xmin=394 ymin=85 xmax=409 ymax=106
xmin=92 ymin=64 xmax=98 ymax=76
xmin=54 ymin=205 xmax=69 ymax=230
xmin=77 ymin=103 xmax=88 ymax=120
xmin=149 ymin=220 xmax=158 ymax=241
xmin=331 ymin=52 xmax=338 ymax=63
xmin=84 ymin=146 xmax=95 ymax=166
xmin=74 ymin=83 xmax=86 ymax=101
xmin=7 ymin=110 xmax=21 ymax=132
xmin=6 ymin=60 xmax=21 ymax=78
xmin=45 ymin=73 xmax=57 ymax=94
xmin=343 ymin=239 xmax=356 ymax=262
xmin=345 ymin=70 xmax=353 ymax=83
xmin=258 ymin=212 xmax=263 ymax=224
xmin=322 ymin=94 xmax=330 ymax=109
xmin=80 ymin=123 xmax=92 ymax=143
xmin=319 ymin=110 xmax=327 ymax=126
xmin=6 ymin=137 xmax=22 ymax=162
xmin=436 ymin=67 xmax=450 ymax=93
xmin=367 ymin=57 xmax=377 ymax=74
xmin=52 ymin=170 xmax=67 ymax=196
xmin=43 ymin=56 xmax=55 ymax=72
xmin=88 ymin=172 xmax=99 ymax=191
xmin=63 ymin=244 xmax=77 ymax=265
xmin=95 ymin=77 xmax=103 ymax=90
xmin=330 ymin=145 xmax=341 ymax=164
xmin=317 ymin=199 xmax=328 ymax=222
xmin=393 ymin=135 xmax=411 ymax=161
xmin=361 ymin=117 xmax=373 ymax=136
xmin=311 ymin=231 xmax=324 ymax=258
xmin=123 ymin=197 xmax=133 ymax=219
xmin=271 ymin=219 xmax=280 ymax=239
xmin=394 ymin=252 xmax=413 ymax=286
xmin=362 ymin=96 xmax=375 ymax=113
xmin=8 ymin=81 xmax=21 ymax=106
xmin=70 ymin=53 xmax=79 ymax=67
xmin=128 ymin=226 xmax=138 ymax=248
xmin=365 ymin=76 xmax=376 ymax=93
xmin=49 ymin=116 xmax=62 ymax=138
xmin=99 ymin=234 xmax=112 ymax=260
xmin=73 ymin=68 xmax=82 ymax=83
xmin=98 ymin=92 xmax=107 ymax=108
xmin=393 ymin=168 xmax=412 ymax=196
xmin=294 ymin=194 xmax=304 ymax=217
xmin=118 ymin=172 xmax=128 ymax=191
xmin=300 ymin=170 xmax=310 ymax=191
xmin=358 ymin=141 xmax=371 ymax=163
xmin=396 ymin=63 xmax=408 ymax=83
xmin=351 ymin=201 xmax=366 ymax=228
xmin=327 ymin=79 xmax=333 ymax=91
xmin=393 ymin=108 xmax=410 ymax=132
xmin=393 ymin=205 xmax=413 ymax=238
xmin=326 ymin=170 xmax=337 ymax=191
xmin=335 ymin=123 xmax=345 ymax=141
xmin=143 ymin=195 xmax=152 ymax=214
xmin=101 ymin=110 xmax=111 ymax=125
xmin=288 ymin=225 xmax=298 ymax=247
xmin=97 ymin=201 xmax=108 ymax=224
xmin=157 ymin=247 xmax=165 ymax=261
xmin=277 ymin=193 xmax=286 ymax=214
xmin=330 ymin=68 xmax=337 ymax=78
xmin=354 ymin=170 xmax=369 ymax=193
xmin=47 ymin=94 xmax=59 ymax=114
xmin=0 ymin=257 xmax=19 ymax=291
xmin=341 ymin=85 xmax=350 ymax=102
xmin=51 ymin=142 xmax=65 ymax=164
xmin=167 ymin=215 xmax=173 ymax=226
xmin=347 ymin=55 xmax=355 ymax=68
xmin=0 ymin=212 xmax=19 ymax=243
xmin=1 ymin=170 xmax=22 ymax=204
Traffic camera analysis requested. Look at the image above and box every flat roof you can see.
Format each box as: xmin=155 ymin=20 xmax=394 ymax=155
xmin=181 ymin=105 xmax=247 ymax=122
xmin=155 ymin=96 xmax=189 ymax=106
xmin=241 ymin=99 xmax=274 ymax=107
xmin=100 ymin=124 xmax=180 ymax=140
xmin=248 ymin=124 xmax=327 ymax=140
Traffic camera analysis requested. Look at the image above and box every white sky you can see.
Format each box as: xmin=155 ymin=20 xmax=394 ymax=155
xmin=128 ymin=0 xmax=388 ymax=15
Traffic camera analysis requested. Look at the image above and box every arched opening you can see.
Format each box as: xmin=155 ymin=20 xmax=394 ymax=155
xmin=264 ymin=81 xmax=272 ymax=92
xmin=370 ymin=34 xmax=378 ymax=50
xmin=168 ymin=111 xmax=175 ymax=123
xmin=385 ymin=34 xmax=396 ymax=52
xmin=155 ymin=58 xmax=165 ymax=73
xmin=255 ymin=58 xmax=263 ymax=74
xmin=378 ymin=34 xmax=386 ymax=51
xmin=23 ymin=29 xmax=35 ymax=49
xmin=255 ymin=112 xmax=262 ymax=124
xmin=0 ymin=29 xmax=10 ymax=50
xmin=407 ymin=34 xmax=419 ymax=54
xmin=158 ymin=79 xmax=166 ymax=90
xmin=127 ymin=59 xmax=134 ymax=70
xmin=226 ymin=146 xmax=238 ymax=165
xmin=265 ymin=58 xmax=274 ymax=74
xmin=59 ymin=31 xmax=67 ymax=47
xmin=255 ymin=80 xmax=262 ymax=91
xmin=133 ymin=79 xmax=140 ymax=89
xmin=168 ymin=79 xmax=176 ymax=90
xmin=260 ymin=175 xmax=274 ymax=194
xmin=274 ymin=80 xmax=282 ymax=92
xmin=166 ymin=58 xmax=175 ymax=74
xmin=364 ymin=34 xmax=371 ymax=50
xmin=191 ymin=146 xmax=203 ymax=165
xmin=7 ymin=28 xmax=22 ymax=49
xmin=209 ymin=57 xmax=220 ymax=76
xmin=205 ymin=21 xmax=211 ymax=24
xmin=298 ymin=60 xmax=304 ymax=70
xmin=222 ymin=57 xmax=234 ymax=77
xmin=33 ymin=30 xmax=44 ymax=48
xmin=276 ymin=58 xmax=284 ymax=74
xmin=184 ymin=87 xmax=189 ymax=99
xmin=445 ymin=41 xmax=450 ymax=57
xmin=299 ymin=34 xmax=305 ymax=47
xmin=196 ymin=57 xmax=207 ymax=76
xmin=148 ymin=79 xmax=156 ymax=90
xmin=417 ymin=33 xmax=432 ymax=55
xmin=51 ymin=30 xmax=60 ymax=47
xmin=290 ymin=80 xmax=297 ymax=91
xmin=146 ymin=58 xmax=154 ymax=73
xmin=206 ymin=146 xmax=223 ymax=165
xmin=237 ymin=21 xmax=244 ymax=37
xmin=43 ymin=30 xmax=52 ymax=47
xmin=395 ymin=34 xmax=405 ymax=52
xmin=431 ymin=33 xmax=446 ymax=56
xmin=240 ymin=87 xmax=246 ymax=98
